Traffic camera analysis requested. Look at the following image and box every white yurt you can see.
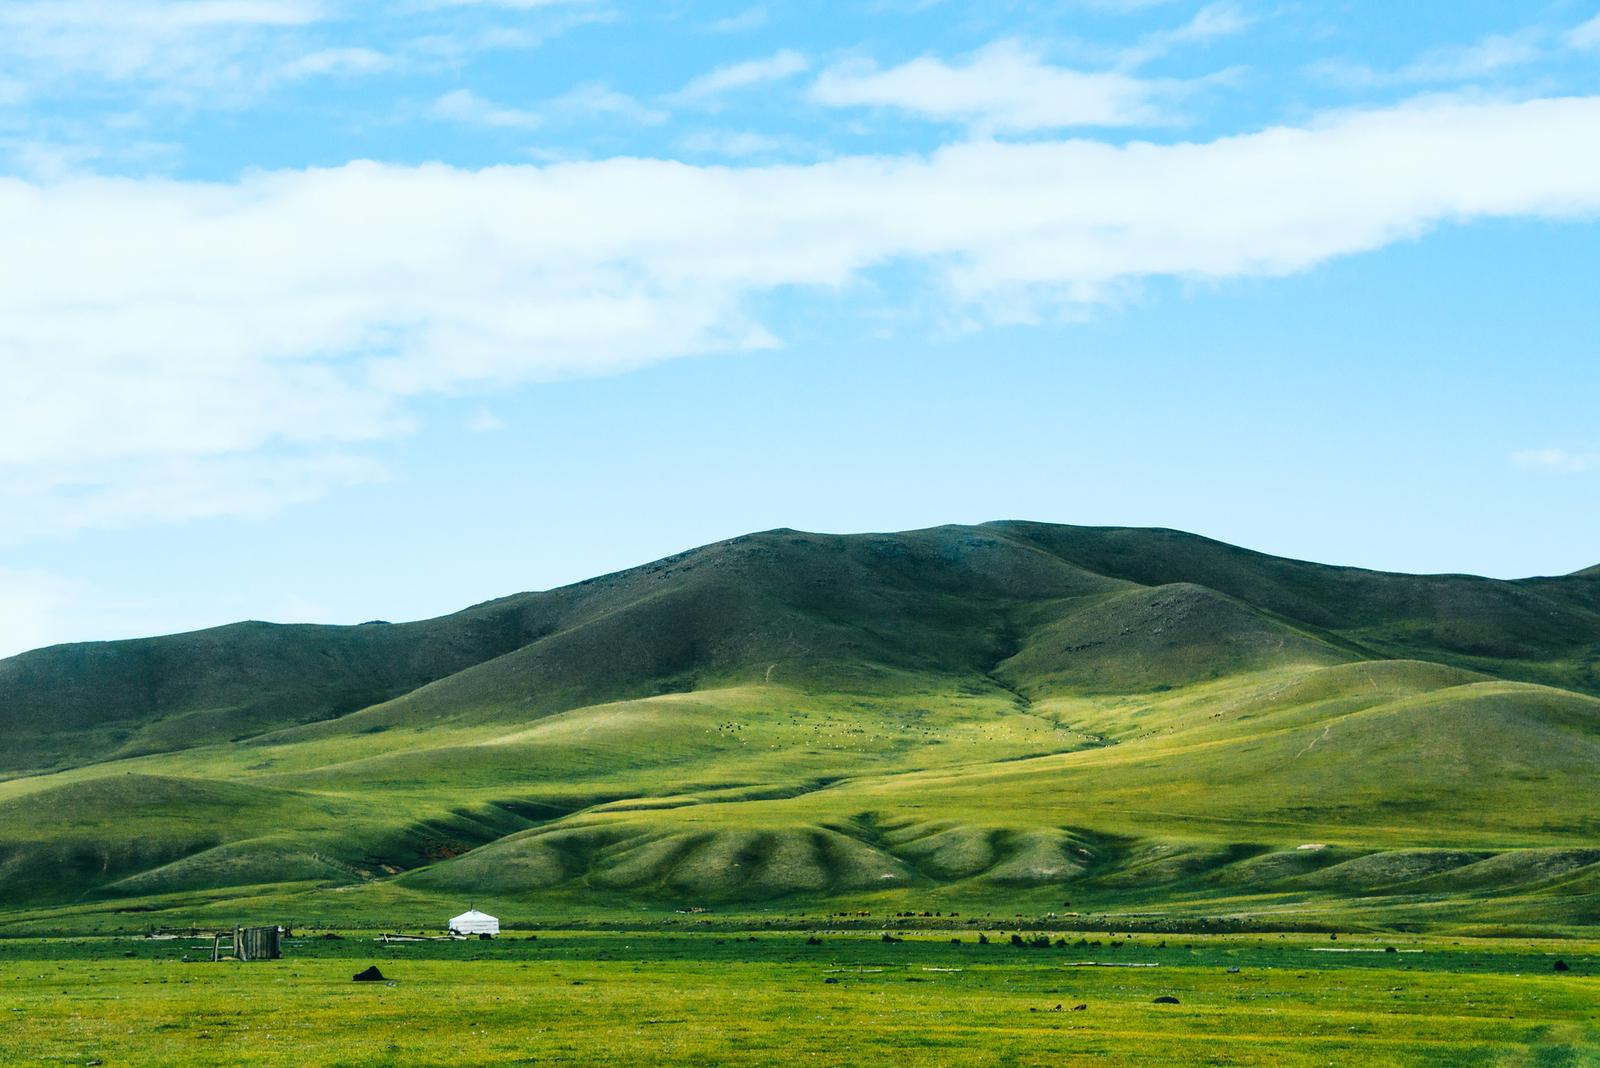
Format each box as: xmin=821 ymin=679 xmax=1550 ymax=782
xmin=449 ymin=908 xmax=500 ymax=936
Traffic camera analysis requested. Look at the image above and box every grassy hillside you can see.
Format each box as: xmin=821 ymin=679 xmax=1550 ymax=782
xmin=1 ymin=522 xmax=1596 ymax=931
xmin=0 ymin=600 xmax=550 ymax=771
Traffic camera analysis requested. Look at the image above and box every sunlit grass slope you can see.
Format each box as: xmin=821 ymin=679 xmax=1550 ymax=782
xmin=1 ymin=522 xmax=1596 ymax=929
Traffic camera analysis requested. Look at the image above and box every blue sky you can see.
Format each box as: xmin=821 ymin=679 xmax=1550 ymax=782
xmin=2 ymin=0 xmax=1599 ymax=655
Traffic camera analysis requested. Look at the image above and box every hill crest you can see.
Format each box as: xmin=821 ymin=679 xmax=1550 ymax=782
xmin=2 ymin=521 xmax=1599 ymax=921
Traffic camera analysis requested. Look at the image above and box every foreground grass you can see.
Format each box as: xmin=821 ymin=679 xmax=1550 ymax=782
xmin=1 ymin=932 xmax=1595 ymax=1066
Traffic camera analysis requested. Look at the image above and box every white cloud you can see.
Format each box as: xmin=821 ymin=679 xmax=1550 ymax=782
xmin=1512 ymin=448 xmax=1600 ymax=473
xmin=673 ymin=49 xmax=810 ymax=103
xmin=1314 ymin=30 xmax=1545 ymax=88
xmin=1 ymin=454 xmax=388 ymax=544
xmin=1570 ymin=13 xmax=1600 ymax=51
xmin=0 ymin=0 xmax=327 ymax=101
xmin=810 ymin=40 xmax=1184 ymax=131
xmin=1118 ymin=1 xmax=1253 ymax=68
xmin=4 ymin=0 xmax=324 ymax=33
xmin=1166 ymin=1 xmax=1252 ymax=42
xmin=2 ymin=136 xmax=181 ymax=181
xmin=432 ymin=88 xmax=544 ymax=128
xmin=677 ymin=129 xmax=787 ymax=157
xmin=707 ymin=6 xmax=767 ymax=33
xmin=279 ymin=46 xmax=393 ymax=80
xmin=432 ymin=83 xmax=665 ymax=129
xmin=547 ymin=82 xmax=667 ymax=125
xmin=0 ymin=0 xmax=595 ymax=108
xmin=4 ymin=94 xmax=1600 ymax=535
xmin=3 ymin=140 xmax=104 ymax=181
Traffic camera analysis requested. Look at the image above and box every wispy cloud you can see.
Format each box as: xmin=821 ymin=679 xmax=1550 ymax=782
xmin=676 ymin=129 xmax=788 ymax=157
xmin=279 ymin=46 xmax=394 ymax=80
xmin=0 ymin=0 xmax=328 ymax=102
xmin=4 ymin=0 xmax=324 ymax=34
xmin=1570 ymin=12 xmax=1600 ymax=51
xmin=1313 ymin=29 xmax=1545 ymax=88
xmin=673 ymin=49 xmax=810 ymax=103
xmin=0 ymin=0 xmax=601 ymax=115
xmin=549 ymin=82 xmax=667 ymax=124
xmin=1512 ymin=448 xmax=1600 ymax=473
xmin=433 ymin=83 xmax=665 ymax=129
xmin=1117 ymin=1 xmax=1253 ymax=68
xmin=678 ymin=128 xmax=796 ymax=157
xmin=0 ymin=449 xmax=389 ymax=550
xmin=810 ymin=40 xmax=1187 ymax=131
xmin=432 ymin=88 xmax=544 ymax=128
xmin=707 ymin=6 xmax=767 ymax=33
xmin=1 ymin=137 xmax=180 ymax=180
xmin=6 ymin=94 xmax=1600 ymax=535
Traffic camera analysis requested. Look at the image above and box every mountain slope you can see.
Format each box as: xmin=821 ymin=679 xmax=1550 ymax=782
xmin=1 ymin=521 xmax=1596 ymax=925
xmin=989 ymin=521 xmax=1600 ymax=691
xmin=0 ymin=599 xmax=548 ymax=771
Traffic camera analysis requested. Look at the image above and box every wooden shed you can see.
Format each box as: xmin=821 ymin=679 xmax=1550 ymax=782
xmin=212 ymin=925 xmax=282 ymax=961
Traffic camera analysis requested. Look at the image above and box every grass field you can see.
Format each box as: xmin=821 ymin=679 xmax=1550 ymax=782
xmin=1 ymin=522 xmax=1597 ymax=1065
xmin=0 ymin=930 xmax=1595 ymax=1066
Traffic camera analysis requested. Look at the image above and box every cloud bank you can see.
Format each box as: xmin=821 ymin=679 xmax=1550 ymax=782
xmin=4 ymin=94 xmax=1600 ymax=536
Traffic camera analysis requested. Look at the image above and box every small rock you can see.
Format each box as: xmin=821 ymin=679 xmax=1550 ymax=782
xmin=1152 ymin=995 xmax=1180 ymax=1005
xmin=1071 ymin=1004 xmax=1087 ymax=1012
xmin=823 ymin=977 xmax=839 ymax=984
xmin=1226 ymin=966 xmax=1240 ymax=974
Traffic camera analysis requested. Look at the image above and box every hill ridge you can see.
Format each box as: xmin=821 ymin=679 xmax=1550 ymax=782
xmin=5 ymin=522 xmax=1599 ymax=776
xmin=2 ymin=521 xmax=1598 ymax=922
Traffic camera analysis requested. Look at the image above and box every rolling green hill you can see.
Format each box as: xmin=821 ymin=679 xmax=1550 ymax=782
xmin=2 ymin=522 xmax=1597 ymax=933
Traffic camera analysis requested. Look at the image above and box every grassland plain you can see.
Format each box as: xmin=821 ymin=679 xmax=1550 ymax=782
xmin=0 ymin=931 xmax=1595 ymax=1066
xmin=1 ymin=524 xmax=1597 ymax=932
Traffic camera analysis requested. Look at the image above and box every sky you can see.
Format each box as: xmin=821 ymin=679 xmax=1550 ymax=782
xmin=1 ymin=0 xmax=1599 ymax=657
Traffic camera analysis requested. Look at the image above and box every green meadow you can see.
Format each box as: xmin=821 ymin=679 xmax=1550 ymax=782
xmin=1 ymin=930 xmax=1596 ymax=1066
